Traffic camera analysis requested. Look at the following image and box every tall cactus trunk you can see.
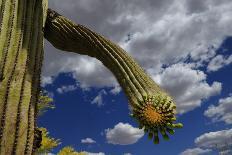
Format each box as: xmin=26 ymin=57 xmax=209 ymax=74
xmin=0 ymin=0 xmax=47 ymax=154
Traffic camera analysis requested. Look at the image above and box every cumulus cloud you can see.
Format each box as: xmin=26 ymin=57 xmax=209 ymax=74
xmin=195 ymin=128 xmax=232 ymax=149
xmin=91 ymin=90 xmax=107 ymax=107
xmin=41 ymin=0 xmax=231 ymax=116
xmin=43 ymin=0 xmax=232 ymax=88
xmin=180 ymin=148 xmax=212 ymax=155
xmin=207 ymin=54 xmax=232 ymax=72
xmin=81 ymin=138 xmax=96 ymax=144
xmin=42 ymin=45 xmax=117 ymax=89
xmin=204 ymin=95 xmax=232 ymax=124
xmin=181 ymin=128 xmax=232 ymax=155
xmin=152 ymin=63 xmax=222 ymax=113
xmin=105 ymin=122 xmax=144 ymax=145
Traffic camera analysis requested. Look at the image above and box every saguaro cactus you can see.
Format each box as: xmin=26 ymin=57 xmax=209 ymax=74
xmin=0 ymin=0 xmax=47 ymax=154
xmin=0 ymin=2 xmax=182 ymax=154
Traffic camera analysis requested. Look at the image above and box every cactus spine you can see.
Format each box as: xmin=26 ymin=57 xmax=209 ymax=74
xmin=45 ymin=9 xmax=183 ymax=144
xmin=0 ymin=0 xmax=47 ymax=154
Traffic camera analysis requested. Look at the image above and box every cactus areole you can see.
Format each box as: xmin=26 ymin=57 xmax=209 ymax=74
xmin=0 ymin=1 xmax=183 ymax=154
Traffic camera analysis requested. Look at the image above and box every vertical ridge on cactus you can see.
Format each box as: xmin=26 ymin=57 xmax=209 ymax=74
xmin=0 ymin=0 xmax=47 ymax=154
xmin=44 ymin=8 xmax=183 ymax=145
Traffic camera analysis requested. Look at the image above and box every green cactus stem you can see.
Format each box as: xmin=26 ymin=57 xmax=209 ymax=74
xmin=44 ymin=9 xmax=183 ymax=144
xmin=0 ymin=0 xmax=47 ymax=154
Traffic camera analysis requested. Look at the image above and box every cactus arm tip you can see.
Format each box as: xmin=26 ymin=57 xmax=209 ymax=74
xmin=131 ymin=95 xmax=183 ymax=143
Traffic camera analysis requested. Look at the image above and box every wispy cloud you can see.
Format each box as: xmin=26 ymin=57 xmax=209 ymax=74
xmin=180 ymin=148 xmax=212 ymax=155
xmin=123 ymin=153 xmax=132 ymax=155
xmin=84 ymin=152 xmax=105 ymax=155
xmin=91 ymin=90 xmax=107 ymax=107
xmin=81 ymin=138 xmax=96 ymax=144
xmin=110 ymin=85 xmax=121 ymax=95
xmin=41 ymin=76 xmax=54 ymax=87
xmin=207 ymin=54 xmax=232 ymax=72
xmin=180 ymin=148 xmax=211 ymax=155
xmin=56 ymin=84 xmax=79 ymax=94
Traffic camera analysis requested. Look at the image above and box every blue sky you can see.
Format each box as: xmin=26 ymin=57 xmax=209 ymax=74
xmin=39 ymin=1 xmax=232 ymax=155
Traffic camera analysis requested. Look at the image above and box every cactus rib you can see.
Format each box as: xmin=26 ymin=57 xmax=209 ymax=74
xmin=44 ymin=9 xmax=183 ymax=144
xmin=0 ymin=0 xmax=23 ymax=151
xmin=13 ymin=0 xmax=37 ymax=154
xmin=0 ymin=0 xmax=11 ymax=79
xmin=0 ymin=0 xmax=48 ymax=154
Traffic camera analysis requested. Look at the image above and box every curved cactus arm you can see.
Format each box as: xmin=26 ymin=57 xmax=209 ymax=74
xmin=0 ymin=0 xmax=47 ymax=154
xmin=45 ymin=8 xmax=183 ymax=144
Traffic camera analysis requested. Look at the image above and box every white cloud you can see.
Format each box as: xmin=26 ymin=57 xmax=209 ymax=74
xmin=84 ymin=152 xmax=105 ymax=155
xmin=204 ymin=95 xmax=232 ymax=124
xmin=110 ymin=85 xmax=121 ymax=95
xmin=43 ymin=0 xmax=232 ymax=88
xmin=105 ymin=122 xmax=144 ymax=145
xmin=207 ymin=54 xmax=232 ymax=72
xmin=152 ymin=63 xmax=222 ymax=113
xmin=41 ymin=76 xmax=54 ymax=87
xmin=180 ymin=148 xmax=211 ymax=155
xmin=43 ymin=44 xmax=118 ymax=89
xmin=195 ymin=128 xmax=232 ymax=149
xmin=42 ymin=0 xmax=231 ymax=116
xmin=81 ymin=138 xmax=96 ymax=144
xmin=91 ymin=90 xmax=107 ymax=107
xmin=56 ymin=84 xmax=79 ymax=94
xmin=124 ymin=153 xmax=132 ymax=155
xmin=181 ymin=128 xmax=232 ymax=155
